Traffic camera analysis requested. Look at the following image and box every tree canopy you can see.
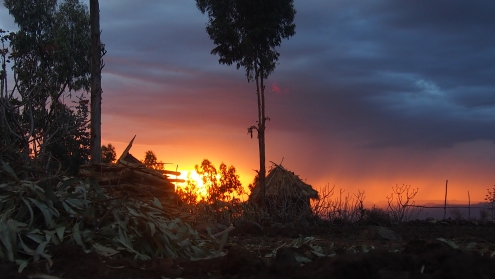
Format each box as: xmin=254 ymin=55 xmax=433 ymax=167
xmin=143 ymin=150 xmax=165 ymax=170
xmin=101 ymin=143 xmax=116 ymax=163
xmin=195 ymin=159 xmax=243 ymax=203
xmin=1 ymin=0 xmax=92 ymax=175
xmin=5 ymin=0 xmax=91 ymax=97
xmin=196 ymin=0 xmax=296 ymax=81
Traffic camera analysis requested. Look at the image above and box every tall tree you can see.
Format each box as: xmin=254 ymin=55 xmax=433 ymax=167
xmin=196 ymin=0 xmax=296 ymax=209
xmin=2 ymin=0 xmax=92 ymax=173
xmin=89 ymin=0 xmax=103 ymax=163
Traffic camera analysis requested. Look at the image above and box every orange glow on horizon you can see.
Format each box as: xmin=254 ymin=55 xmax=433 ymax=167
xmin=175 ymin=169 xmax=251 ymax=201
xmin=103 ymin=139 xmax=492 ymax=207
xmin=175 ymin=170 xmax=208 ymax=199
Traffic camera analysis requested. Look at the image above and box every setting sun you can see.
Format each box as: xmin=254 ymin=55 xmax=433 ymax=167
xmin=175 ymin=170 xmax=208 ymax=199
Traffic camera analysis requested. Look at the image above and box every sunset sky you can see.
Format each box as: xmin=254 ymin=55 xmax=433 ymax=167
xmin=1 ymin=0 xmax=494 ymax=205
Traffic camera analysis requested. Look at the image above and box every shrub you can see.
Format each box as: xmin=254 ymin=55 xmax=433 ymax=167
xmin=363 ymin=206 xmax=392 ymax=226
xmin=485 ymin=186 xmax=495 ymax=219
xmin=310 ymin=186 xmax=366 ymax=225
xmin=386 ymin=184 xmax=422 ymax=223
xmin=450 ymin=208 xmax=465 ymax=221
xmin=176 ymin=159 xmax=244 ymax=224
xmin=479 ymin=208 xmax=489 ymax=222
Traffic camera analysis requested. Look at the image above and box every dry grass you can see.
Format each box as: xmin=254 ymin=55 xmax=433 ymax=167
xmin=310 ymin=184 xmax=367 ymax=224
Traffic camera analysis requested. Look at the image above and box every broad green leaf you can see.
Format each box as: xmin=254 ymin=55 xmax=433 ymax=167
xmin=465 ymin=242 xmax=477 ymax=250
xmin=93 ymin=243 xmax=119 ymax=257
xmin=139 ymin=239 xmax=154 ymax=256
xmin=34 ymin=240 xmax=49 ymax=262
xmin=28 ymin=198 xmax=54 ymax=228
xmin=437 ymin=238 xmax=459 ymax=249
xmin=116 ymin=238 xmax=150 ymax=260
xmin=150 ymin=234 xmax=167 ymax=252
xmin=61 ymin=201 xmax=76 ymax=214
xmin=178 ymin=238 xmax=191 ymax=247
xmin=65 ymin=198 xmax=87 ymax=209
xmin=86 ymin=178 xmax=104 ymax=195
xmin=164 ymin=245 xmax=176 ymax=258
xmin=47 ymin=206 xmax=60 ymax=218
xmin=31 ymin=184 xmax=46 ymax=194
xmin=177 ymin=222 xmax=188 ymax=235
xmin=218 ymin=230 xmax=228 ymax=254
xmin=57 ymin=177 xmax=81 ymax=192
xmin=0 ymin=245 xmax=6 ymax=260
xmin=55 ymin=226 xmax=65 ymax=241
xmin=127 ymin=206 xmax=140 ymax=217
xmin=72 ymin=222 xmax=88 ymax=252
xmin=1 ymin=160 xmax=19 ymax=181
xmin=25 ymin=232 xmax=44 ymax=244
xmin=311 ymin=250 xmax=326 ymax=257
xmin=74 ymin=185 xmax=88 ymax=200
xmin=148 ymin=222 xmax=156 ymax=236
xmin=117 ymin=226 xmax=130 ymax=246
xmin=15 ymin=260 xmax=28 ymax=273
xmin=18 ymin=235 xmax=36 ymax=255
xmin=43 ymin=230 xmax=60 ymax=245
xmin=6 ymin=219 xmax=19 ymax=250
xmin=39 ymin=182 xmax=58 ymax=204
xmin=191 ymin=245 xmax=207 ymax=258
xmin=0 ymin=221 xmax=14 ymax=261
xmin=21 ymin=197 xmax=34 ymax=228
xmin=152 ymin=197 xmax=162 ymax=209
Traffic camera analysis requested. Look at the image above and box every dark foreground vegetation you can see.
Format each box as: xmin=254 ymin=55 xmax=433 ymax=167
xmin=2 ymin=148 xmax=495 ymax=279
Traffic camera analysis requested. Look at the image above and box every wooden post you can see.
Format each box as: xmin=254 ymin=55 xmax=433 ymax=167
xmin=90 ymin=0 xmax=102 ymax=163
xmin=443 ymin=180 xmax=448 ymax=219
xmin=468 ymin=191 xmax=471 ymax=220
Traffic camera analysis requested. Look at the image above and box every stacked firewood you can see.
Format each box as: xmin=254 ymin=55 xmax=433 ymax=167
xmin=78 ymin=136 xmax=185 ymax=201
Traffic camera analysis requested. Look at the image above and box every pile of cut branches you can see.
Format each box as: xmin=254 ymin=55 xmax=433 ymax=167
xmin=0 ymin=138 xmax=212 ymax=272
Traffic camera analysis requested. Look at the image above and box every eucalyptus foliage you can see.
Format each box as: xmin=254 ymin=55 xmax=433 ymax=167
xmin=5 ymin=0 xmax=91 ymax=95
xmin=0 ymin=0 xmax=92 ymax=174
xmin=0 ymin=165 xmax=212 ymax=271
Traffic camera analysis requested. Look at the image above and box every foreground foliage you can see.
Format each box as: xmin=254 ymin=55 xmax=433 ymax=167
xmin=0 ymin=163 xmax=213 ymax=272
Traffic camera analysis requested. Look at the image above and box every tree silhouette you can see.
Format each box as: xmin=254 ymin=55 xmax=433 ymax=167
xmin=196 ymin=0 xmax=296 ymax=209
xmin=2 ymin=0 xmax=92 ymax=172
xmin=195 ymin=159 xmax=243 ymax=203
xmin=143 ymin=150 xmax=162 ymax=169
xmin=101 ymin=143 xmax=116 ymax=163
xmin=195 ymin=159 xmax=219 ymax=201
xmin=176 ymin=176 xmax=199 ymax=206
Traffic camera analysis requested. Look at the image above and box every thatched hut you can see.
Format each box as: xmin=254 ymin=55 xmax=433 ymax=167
xmin=249 ymin=164 xmax=319 ymax=220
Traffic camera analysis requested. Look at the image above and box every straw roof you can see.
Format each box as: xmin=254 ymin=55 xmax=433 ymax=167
xmin=250 ymin=164 xmax=319 ymax=201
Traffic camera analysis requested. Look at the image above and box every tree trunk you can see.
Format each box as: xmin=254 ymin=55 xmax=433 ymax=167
xmin=90 ymin=0 xmax=102 ymax=164
xmin=255 ymin=67 xmax=266 ymax=211
xmin=0 ymin=58 xmax=6 ymax=147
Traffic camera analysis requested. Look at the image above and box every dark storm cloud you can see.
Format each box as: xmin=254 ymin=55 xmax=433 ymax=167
xmin=264 ymin=0 xmax=495 ymax=149
xmin=88 ymin=0 xmax=495 ymax=150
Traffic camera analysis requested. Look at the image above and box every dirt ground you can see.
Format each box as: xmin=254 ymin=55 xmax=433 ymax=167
xmin=4 ymin=220 xmax=495 ymax=279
